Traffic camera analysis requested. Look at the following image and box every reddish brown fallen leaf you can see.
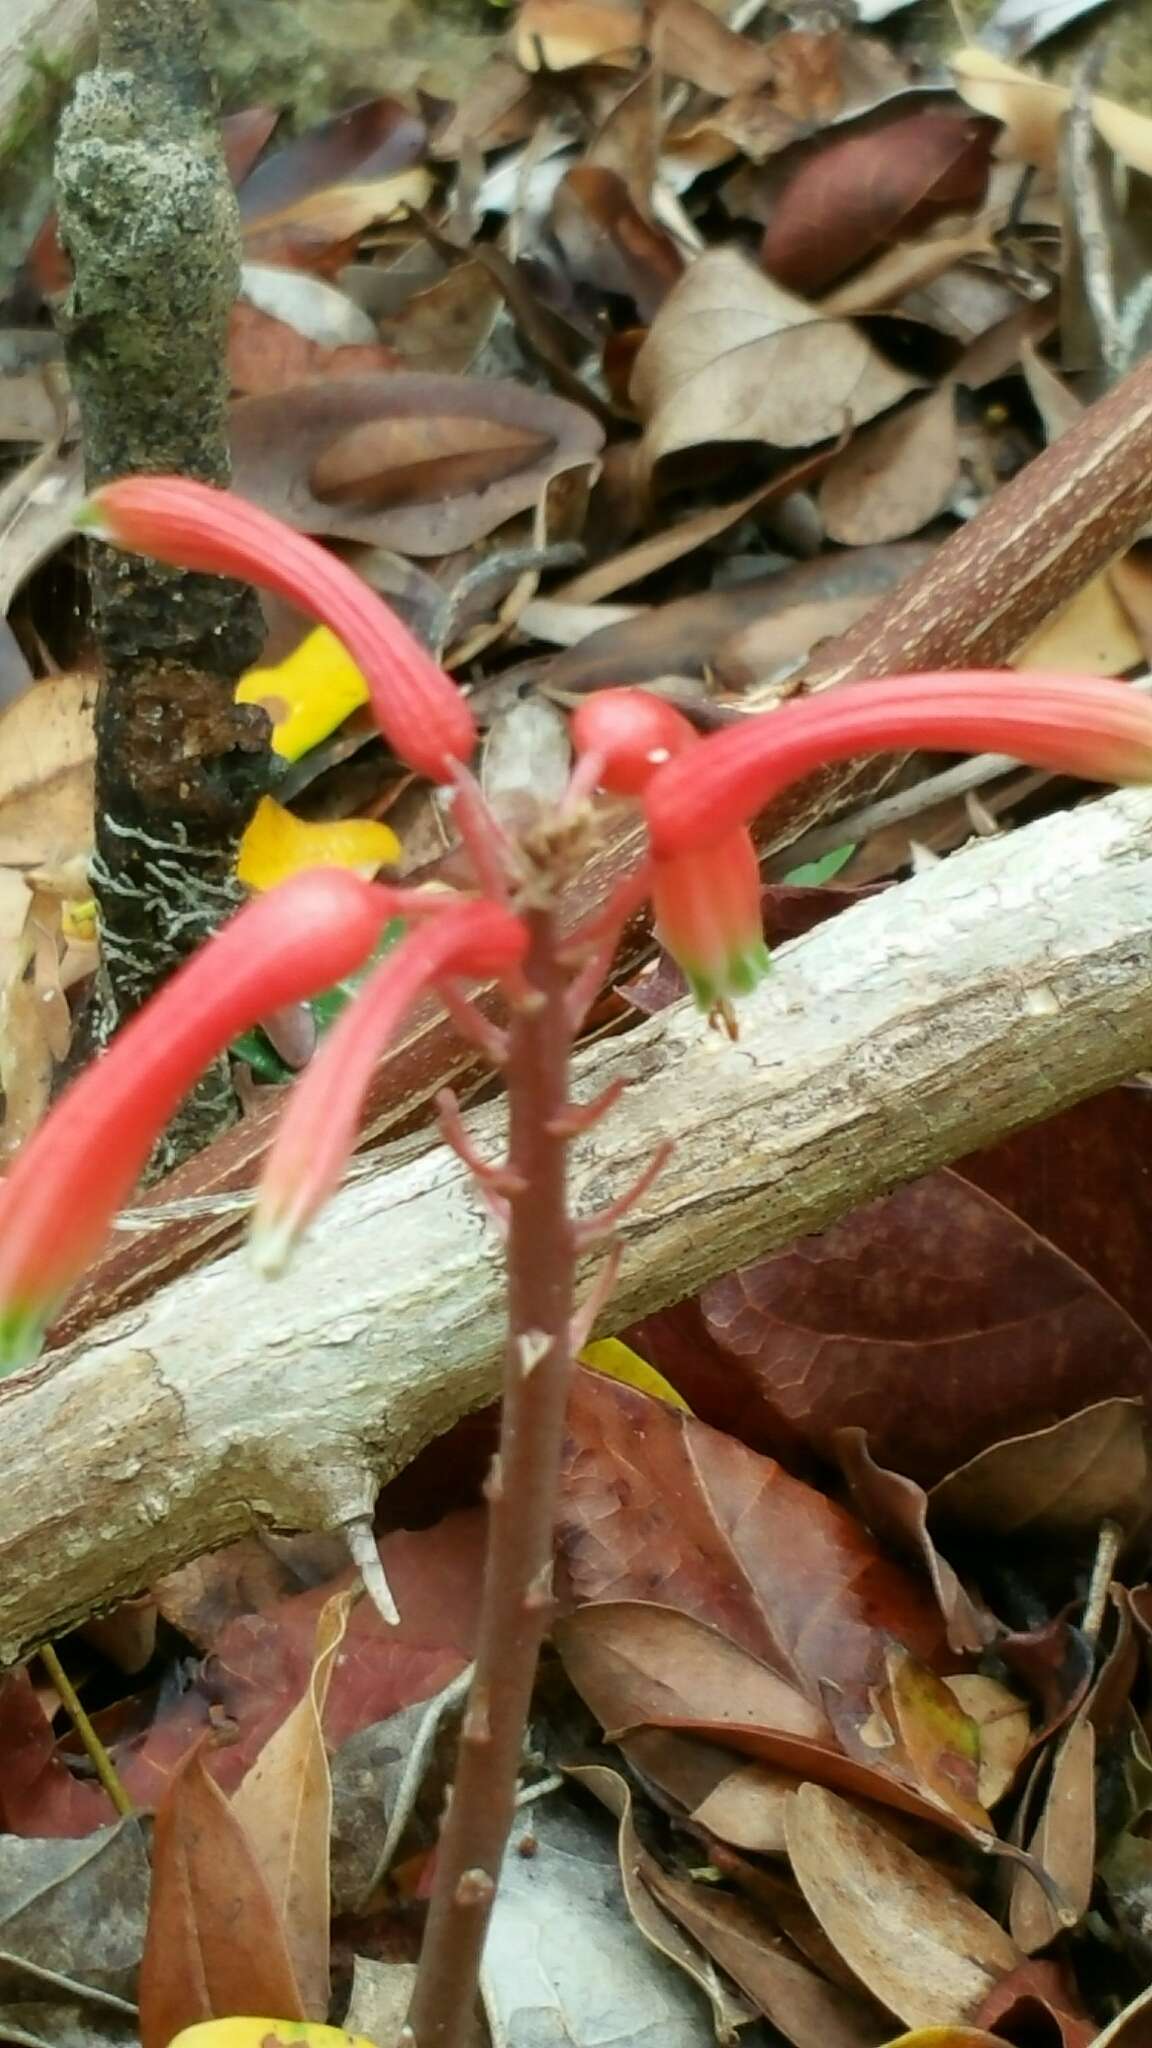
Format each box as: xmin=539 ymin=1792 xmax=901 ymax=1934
xmin=230 ymin=372 xmax=603 ymax=556
xmin=784 ymin=1785 xmax=1021 ymax=2029
xmin=974 ymin=1956 xmax=1098 ymax=2047
xmin=698 ymin=1171 xmax=1152 ymax=1487
xmin=99 ymin=1514 xmax=481 ymax=1828
xmin=759 ymin=105 xmax=998 ymax=297
xmin=559 ymin=1368 xmax=948 ymax=1715
xmin=228 ymin=303 xmax=402 ymax=397
xmin=0 ymin=1667 xmax=116 ymax=1836
xmin=621 ymin=1726 xmax=798 ymax=1854
xmin=137 ymin=1740 xmax=305 ymax=2048
xmin=959 ymin=1086 xmax=1152 ymax=1343
xmin=834 ymin=1430 xmax=996 ymax=1656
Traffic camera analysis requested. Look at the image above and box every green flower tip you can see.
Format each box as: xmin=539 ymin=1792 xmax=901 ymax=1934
xmin=0 ymin=1301 xmax=49 ymax=1379
xmin=684 ymin=939 xmax=772 ymax=1012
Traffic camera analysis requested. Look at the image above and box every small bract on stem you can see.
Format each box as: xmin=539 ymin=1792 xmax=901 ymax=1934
xmin=9 ymin=477 xmax=1152 ymax=2048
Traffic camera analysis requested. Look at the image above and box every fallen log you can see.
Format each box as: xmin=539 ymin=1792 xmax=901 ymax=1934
xmin=2 ymin=784 xmax=1151 ymax=1661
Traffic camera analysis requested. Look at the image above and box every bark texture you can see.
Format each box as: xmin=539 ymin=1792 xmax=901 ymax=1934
xmin=2 ymin=787 xmax=1152 ymax=1664
xmin=55 ymin=0 xmax=268 ymax=1158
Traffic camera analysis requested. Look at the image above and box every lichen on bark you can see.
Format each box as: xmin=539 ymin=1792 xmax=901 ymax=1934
xmin=54 ymin=0 xmax=270 ymax=1165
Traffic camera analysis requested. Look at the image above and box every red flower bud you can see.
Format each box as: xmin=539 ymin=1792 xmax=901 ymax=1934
xmin=570 ymin=688 xmax=698 ymax=794
xmin=0 ymin=870 xmax=394 ymax=1373
xmin=645 ymin=671 xmax=1152 ymax=857
xmin=79 ymin=477 xmax=477 ymax=783
xmin=571 ymin=687 xmax=770 ymax=1008
xmin=252 ymin=900 xmax=529 ymax=1272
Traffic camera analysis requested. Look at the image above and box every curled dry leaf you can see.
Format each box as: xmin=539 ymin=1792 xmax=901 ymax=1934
xmin=640 ymin=1854 xmax=891 ymax=2048
xmin=552 ymin=166 xmax=685 ymax=321
xmin=759 ymin=105 xmax=997 ymax=299
xmin=230 ymin=373 xmax=604 ymax=556
xmin=232 ymin=1585 xmax=358 ymax=2019
xmin=630 ymin=247 xmax=922 ymax=464
xmin=784 ymin=1785 xmax=1021 ymax=2030
xmin=649 ymin=0 xmax=778 ymax=99
xmin=928 ymin=1398 xmax=1152 ymax=1540
xmin=1009 ymin=1717 xmax=1095 ymax=1953
xmin=833 ymin=1429 xmax=996 ymax=1657
xmin=568 ymin=1762 xmax=755 ymax=2036
xmin=137 ymin=1743 xmax=305 ymax=2048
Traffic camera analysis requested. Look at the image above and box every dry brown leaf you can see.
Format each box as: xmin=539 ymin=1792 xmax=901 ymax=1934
xmin=378 ymin=260 xmax=503 ymax=375
xmin=243 ymin=169 xmax=434 ymax=246
xmin=1009 ymin=1717 xmax=1095 ymax=1952
xmin=231 ymin=373 xmax=603 ymax=557
xmin=569 ymin=1763 xmax=755 ymax=2036
xmin=820 ymin=385 xmax=960 ymax=545
xmin=631 ymin=247 xmax=921 ymax=464
xmin=943 ymin=1677 xmax=1031 ymax=1810
xmin=311 ymin=413 xmax=554 ymax=510
xmin=952 ymin=46 xmax=1152 ymax=177
xmin=0 ymin=673 xmax=96 ymax=867
xmin=622 ymin=1725 xmax=798 ymax=1853
xmin=784 ymin=1785 xmax=1021 ymax=2029
xmin=0 ymin=976 xmax=54 ymax=1159
xmin=929 ymin=1399 xmax=1152 ymax=1539
xmin=641 ymin=1859 xmax=891 ymax=2048
xmin=1014 ymin=571 xmax=1145 ymax=674
xmin=649 ymin=0 xmax=777 ymax=98
xmin=232 ymin=1585 xmax=357 ymax=2018
xmin=514 ymin=0 xmax=643 ymax=71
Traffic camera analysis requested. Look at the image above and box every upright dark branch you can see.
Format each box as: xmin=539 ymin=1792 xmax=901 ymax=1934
xmin=55 ymin=0 xmax=269 ymax=1161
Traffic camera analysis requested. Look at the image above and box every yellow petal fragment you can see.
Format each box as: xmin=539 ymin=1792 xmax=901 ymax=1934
xmin=237 ymin=796 xmax=400 ymax=893
xmin=168 ymin=2022 xmax=378 ymax=2048
xmin=581 ymin=1337 xmax=691 ymax=1410
xmin=236 ymin=626 xmax=370 ymax=762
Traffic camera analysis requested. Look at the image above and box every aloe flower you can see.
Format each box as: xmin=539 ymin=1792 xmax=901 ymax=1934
xmin=0 ymin=870 xmax=395 ymax=1373
xmin=78 ymin=477 xmax=476 ymax=783
xmin=251 ymin=900 xmax=529 ymax=1274
xmin=571 ymin=690 xmax=769 ymax=1009
xmin=644 ymin=671 xmax=1152 ymax=858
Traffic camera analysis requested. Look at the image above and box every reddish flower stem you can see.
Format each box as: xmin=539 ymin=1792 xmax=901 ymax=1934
xmin=404 ymin=907 xmax=576 ymax=2048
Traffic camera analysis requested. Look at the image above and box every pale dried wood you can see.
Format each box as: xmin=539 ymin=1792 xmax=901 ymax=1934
xmin=0 ymin=0 xmax=93 ymax=148
xmin=2 ymin=788 xmax=1152 ymax=1660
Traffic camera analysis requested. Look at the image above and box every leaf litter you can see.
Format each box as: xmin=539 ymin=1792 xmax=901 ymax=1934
xmin=5 ymin=0 xmax=1152 ymax=2039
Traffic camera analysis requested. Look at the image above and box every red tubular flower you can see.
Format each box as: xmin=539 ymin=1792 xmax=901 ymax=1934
xmin=0 ymin=870 xmax=396 ymax=1374
xmin=251 ymin=900 xmax=529 ymax=1273
xmin=644 ymin=671 xmax=1152 ymax=858
xmin=78 ymin=477 xmax=477 ymax=784
xmin=571 ymin=688 xmax=770 ymax=1009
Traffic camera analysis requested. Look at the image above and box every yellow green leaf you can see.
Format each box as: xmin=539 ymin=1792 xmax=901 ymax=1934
xmin=237 ymin=796 xmax=399 ymax=893
xmin=581 ymin=1338 xmax=691 ymax=1411
xmin=236 ymin=626 xmax=370 ymax=762
xmin=168 ymin=2022 xmax=378 ymax=2048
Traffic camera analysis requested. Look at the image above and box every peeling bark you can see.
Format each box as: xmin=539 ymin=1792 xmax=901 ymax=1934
xmin=1 ymin=788 xmax=1151 ymax=1663
xmin=54 ymin=0 xmax=269 ymax=1160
